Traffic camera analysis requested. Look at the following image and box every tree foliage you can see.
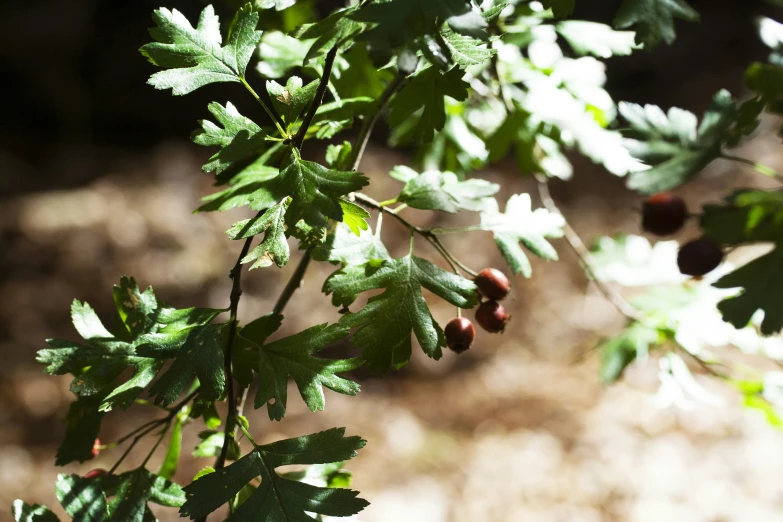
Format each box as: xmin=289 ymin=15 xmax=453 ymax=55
xmin=15 ymin=1 xmax=783 ymax=520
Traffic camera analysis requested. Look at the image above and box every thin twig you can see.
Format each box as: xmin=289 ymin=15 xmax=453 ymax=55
xmin=534 ymin=174 xmax=642 ymax=322
xmin=274 ymin=249 xmax=313 ymax=315
xmin=214 ymin=235 xmax=255 ymax=472
xmin=720 ymin=153 xmax=783 ymax=183
xmin=353 ymin=193 xmax=478 ymax=276
xmin=292 ymin=44 xmax=339 ymax=149
xmin=109 ymin=389 xmax=199 ymax=474
xmin=240 ymin=76 xmax=287 ymax=139
xmin=350 ymin=73 xmax=408 ymax=171
xmin=677 ymin=345 xmax=730 ymax=379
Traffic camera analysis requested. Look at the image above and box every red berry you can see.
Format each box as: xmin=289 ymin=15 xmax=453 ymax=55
xmin=641 ymin=192 xmax=688 ymax=236
xmin=475 ymin=268 xmax=511 ymax=301
xmin=444 ymin=317 xmax=475 ymax=353
xmin=91 ymin=438 xmax=101 ymax=459
xmin=475 ymin=301 xmax=510 ymax=333
xmin=677 ymin=238 xmax=723 ymax=276
xmin=83 ymin=468 xmax=108 ymax=480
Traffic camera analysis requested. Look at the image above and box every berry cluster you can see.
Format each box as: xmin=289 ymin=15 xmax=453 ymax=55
xmin=641 ymin=192 xmax=724 ymax=277
xmin=445 ymin=268 xmax=511 ymax=354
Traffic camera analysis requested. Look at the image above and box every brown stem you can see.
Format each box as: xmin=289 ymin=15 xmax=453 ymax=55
xmin=109 ymin=389 xmax=199 ymax=475
xmin=352 ymin=193 xmax=477 ymax=276
xmin=214 ymin=235 xmax=255 ymax=472
xmin=274 ymin=249 xmax=313 ymax=315
xmin=292 ymin=44 xmax=339 ymax=149
xmin=534 ymin=174 xmax=642 ymax=322
xmin=350 ymin=73 xmax=407 ymax=171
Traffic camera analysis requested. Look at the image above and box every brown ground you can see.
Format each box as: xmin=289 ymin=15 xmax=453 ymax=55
xmin=2 ymin=137 xmax=783 ymax=522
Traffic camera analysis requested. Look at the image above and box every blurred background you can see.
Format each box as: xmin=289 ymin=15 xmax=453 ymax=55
xmin=3 ymin=0 xmax=783 ymax=521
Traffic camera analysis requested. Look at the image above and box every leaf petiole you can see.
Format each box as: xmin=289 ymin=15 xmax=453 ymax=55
xmin=240 ymin=76 xmax=289 ymax=139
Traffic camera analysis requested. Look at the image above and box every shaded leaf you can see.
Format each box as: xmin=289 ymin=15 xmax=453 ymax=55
xmin=250 ymin=323 xmax=362 ymax=420
xmin=180 ymin=428 xmax=368 ymax=521
xmin=324 ymin=256 xmax=479 ymax=372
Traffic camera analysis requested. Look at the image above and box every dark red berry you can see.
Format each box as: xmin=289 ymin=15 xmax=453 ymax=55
xmin=641 ymin=192 xmax=688 ymax=236
xmin=91 ymin=438 xmax=101 ymax=459
xmin=475 ymin=268 xmax=511 ymax=301
xmin=677 ymin=238 xmax=724 ymax=276
xmin=84 ymin=468 xmax=108 ymax=480
xmin=445 ymin=317 xmax=475 ymax=353
xmin=475 ymin=301 xmax=510 ymax=334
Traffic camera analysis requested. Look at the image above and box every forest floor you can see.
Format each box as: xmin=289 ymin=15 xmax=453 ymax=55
xmin=2 ymin=142 xmax=783 ymax=522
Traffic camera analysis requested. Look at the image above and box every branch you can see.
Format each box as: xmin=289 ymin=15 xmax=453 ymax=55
xmin=292 ymin=44 xmax=340 ymax=149
xmin=534 ymin=174 xmax=642 ymax=322
xmin=349 ymin=73 xmax=407 ymax=171
xmin=108 ymin=388 xmax=199 ymax=475
xmin=240 ymin=76 xmax=288 ymax=139
xmin=213 ymin=235 xmax=255 ymax=472
xmin=274 ymin=249 xmax=313 ymax=315
xmin=353 ymin=193 xmax=478 ymax=277
xmin=720 ymin=153 xmax=783 ymax=183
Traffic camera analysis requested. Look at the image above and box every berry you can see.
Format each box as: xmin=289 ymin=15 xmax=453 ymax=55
xmin=641 ymin=192 xmax=688 ymax=236
xmin=445 ymin=317 xmax=475 ymax=353
xmin=91 ymin=438 xmax=101 ymax=459
xmin=475 ymin=268 xmax=511 ymax=301
xmin=475 ymin=301 xmax=510 ymax=333
xmin=83 ymin=468 xmax=108 ymax=480
xmin=677 ymin=238 xmax=724 ymax=276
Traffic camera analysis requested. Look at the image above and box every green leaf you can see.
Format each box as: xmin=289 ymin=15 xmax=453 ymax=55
xmin=541 ymin=0 xmax=576 ymax=18
xmin=391 ymin=166 xmax=499 ymax=213
xmin=12 ymin=501 xmax=59 ymax=522
xmin=614 ymin=0 xmax=700 ymax=48
xmin=193 ymin=431 xmax=241 ymax=460
xmin=701 ymin=189 xmax=783 ymax=245
xmin=234 ymin=313 xmax=285 ymax=385
xmin=293 ymin=6 xmax=364 ymax=62
xmin=259 ymin=150 xmax=370 ymax=230
xmin=331 ymin=46 xmax=395 ymax=99
xmin=279 ymin=462 xmax=353 ymax=488
xmin=479 ymin=195 xmax=565 ymax=277
xmin=180 ymin=428 xmax=368 ymax=521
xmin=325 ymin=141 xmax=353 ymax=170
xmin=198 ymin=163 xmax=280 ymax=212
xmin=266 ymin=76 xmax=319 ymax=127
xmin=621 ymin=90 xmax=736 ymax=194
xmin=140 ymin=4 xmax=262 ymax=95
xmin=55 ymin=474 xmax=108 ymax=522
xmin=257 ymin=31 xmax=312 ymax=78
xmin=312 ymin=223 xmax=392 ymax=267
xmin=557 ymin=21 xmax=638 ymax=58
xmin=599 ymin=323 xmax=661 ymax=384
xmin=56 ymin=394 xmax=104 ymax=466
xmin=714 ymin=247 xmax=783 ymax=335
xmin=192 ymin=102 xmax=267 ymax=175
xmin=141 ymin=324 xmax=227 ymax=406
xmin=107 ymin=469 xmax=186 ymax=521
xmin=309 ymin=97 xmax=375 ymax=139
xmin=351 ymin=0 xmax=486 ymax=50
xmin=441 ymin=28 xmax=496 ymax=69
xmin=249 ymin=323 xmax=362 ymax=420
xmin=38 ymin=277 xmax=226 ymax=409
xmin=339 ymin=200 xmax=371 ymax=236
xmin=324 ymin=255 xmax=479 ymax=372
xmin=388 ymin=66 xmax=470 ymax=144
xmin=256 ymin=0 xmax=297 ymax=11
xmin=158 ymin=416 xmax=184 ymax=480
xmin=746 ymin=62 xmax=783 ymax=115
xmin=228 ymin=201 xmax=291 ymax=269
